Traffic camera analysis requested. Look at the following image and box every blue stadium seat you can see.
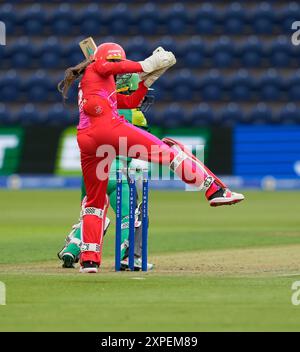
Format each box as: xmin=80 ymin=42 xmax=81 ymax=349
xmin=279 ymin=103 xmax=300 ymax=124
xmin=0 ymin=104 xmax=12 ymax=125
xmin=269 ymin=36 xmax=293 ymax=68
xmin=0 ymin=44 xmax=5 ymax=63
xmin=64 ymin=40 xmax=84 ymax=67
xmin=258 ymin=69 xmax=282 ymax=101
xmin=151 ymin=36 xmax=177 ymax=56
xmin=16 ymin=104 xmax=40 ymax=126
xmin=125 ymin=36 xmax=149 ymax=61
xmin=50 ymin=72 xmax=76 ymax=104
xmin=248 ymin=103 xmax=273 ymax=124
xmin=238 ymin=36 xmax=263 ymax=68
xmin=169 ymin=69 xmax=196 ymax=101
xmin=46 ymin=103 xmax=71 ymax=126
xmin=287 ymin=71 xmax=300 ymax=101
xmin=150 ymin=77 xmax=167 ymax=102
xmin=222 ymin=2 xmax=246 ymax=34
xmin=181 ymin=36 xmax=206 ymax=69
xmin=7 ymin=111 xmax=21 ymax=125
xmin=65 ymin=80 xmax=78 ymax=103
xmin=200 ymin=70 xmax=225 ymax=101
xmin=50 ymin=73 xmax=63 ymax=102
xmin=144 ymin=108 xmax=162 ymax=126
xmin=108 ymin=4 xmax=132 ymax=35
xmin=49 ymin=4 xmax=74 ymax=35
xmin=9 ymin=37 xmax=34 ymax=68
xmin=228 ymin=70 xmax=253 ymax=101
xmin=291 ymin=33 xmax=300 ymax=61
xmin=151 ymin=82 xmax=166 ymax=102
xmin=39 ymin=37 xmax=62 ymax=69
xmin=0 ymin=4 xmax=16 ymax=35
xmin=219 ymin=103 xmax=244 ymax=126
xmin=211 ymin=37 xmax=235 ymax=68
xmin=0 ymin=70 xmax=21 ymax=102
xmin=161 ymin=3 xmax=188 ymax=35
xmin=23 ymin=71 xmax=51 ymax=103
xmin=161 ymin=103 xmax=185 ymax=128
xmin=21 ymin=4 xmax=46 ymax=35
xmin=250 ymin=2 xmax=275 ymax=34
xmin=279 ymin=2 xmax=300 ymax=33
xmin=193 ymin=3 xmax=217 ymax=34
xmin=76 ymin=4 xmax=102 ymax=36
xmin=136 ymin=3 xmax=159 ymax=35
xmin=188 ymin=103 xmax=214 ymax=126
xmin=265 ymin=110 xmax=282 ymax=124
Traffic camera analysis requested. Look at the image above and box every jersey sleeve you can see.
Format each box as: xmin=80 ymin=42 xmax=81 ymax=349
xmin=117 ymin=82 xmax=148 ymax=109
xmin=94 ymin=59 xmax=143 ymax=76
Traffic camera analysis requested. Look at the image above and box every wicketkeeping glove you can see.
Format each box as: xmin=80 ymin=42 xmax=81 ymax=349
xmin=139 ymin=47 xmax=176 ymax=73
xmin=140 ymin=47 xmax=176 ymax=88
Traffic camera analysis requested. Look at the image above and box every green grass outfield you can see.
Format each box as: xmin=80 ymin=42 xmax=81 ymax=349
xmin=1 ymin=190 xmax=300 ymax=331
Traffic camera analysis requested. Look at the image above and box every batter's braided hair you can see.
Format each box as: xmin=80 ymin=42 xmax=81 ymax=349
xmin=57 ymin=58 xmax=94 ymax=101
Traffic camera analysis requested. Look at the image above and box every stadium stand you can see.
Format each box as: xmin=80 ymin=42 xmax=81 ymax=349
xmin=0 ymin=1 xmax=299 ymax=126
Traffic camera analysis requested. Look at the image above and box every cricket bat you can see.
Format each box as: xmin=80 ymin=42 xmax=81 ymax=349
xmin=79 ymin=37 xmax=97 ymax=59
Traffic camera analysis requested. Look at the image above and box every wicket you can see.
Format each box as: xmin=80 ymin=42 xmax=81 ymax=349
xmin=115 ymin=169 xmax=123 ymax=272
xmin=115 ymin=168 xmax=149 ymax=272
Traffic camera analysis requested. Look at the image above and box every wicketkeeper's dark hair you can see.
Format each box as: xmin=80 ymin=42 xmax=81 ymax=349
xmin=57 ymin=58 xmax=94 ymax=101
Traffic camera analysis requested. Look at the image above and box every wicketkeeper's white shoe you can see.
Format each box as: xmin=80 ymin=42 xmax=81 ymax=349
xmin=120 ymin=257 xmax=154 ymax=271
xmin=209 ymin=188 xmax=245 ymax=207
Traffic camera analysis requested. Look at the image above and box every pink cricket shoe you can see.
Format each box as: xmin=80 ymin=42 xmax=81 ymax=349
xmin=208 ymin=188 xmax=245 ymax=207
xmin=79 ymin=261 xmax=99 ymax=273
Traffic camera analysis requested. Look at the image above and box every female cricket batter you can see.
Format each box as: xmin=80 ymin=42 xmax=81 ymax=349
xmin=58 ymin=73 xmax=154 ymax=271
xmin=58 ymin=42 xmax=244 ymax=273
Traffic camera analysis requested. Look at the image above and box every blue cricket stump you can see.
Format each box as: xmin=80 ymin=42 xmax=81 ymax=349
xmin=115 ymin=168 xmax=149 ymax=272
xmin=115 ymin=169 xmax=123 ymax=271
xmin=141 ymin=169 xmax=149 ymax=272
xmin=128 ymin=169 xmax=136 ymax=271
